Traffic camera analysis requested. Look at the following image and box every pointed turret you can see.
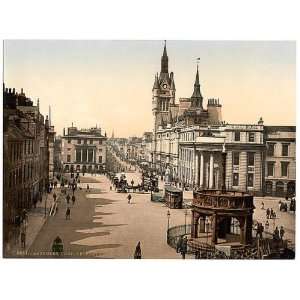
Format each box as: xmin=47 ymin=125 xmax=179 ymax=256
xmin=170 ymin=72 xmax=175 ymax=90
xmin=152 ymin=73 xmax=160 ymax=90
xmin=160 ymin=40 xmax=168 ymax=75
xmin=191 ymin=65 xmax=203 ymax=108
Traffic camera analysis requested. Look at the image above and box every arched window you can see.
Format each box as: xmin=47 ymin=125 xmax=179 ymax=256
xmin=276 ymin=181 xmax=284 ymax=196
xmin=265 ymin=181 xmax=273 ymax=194
xmin=287 ymin=181 xmax=295 ymax=196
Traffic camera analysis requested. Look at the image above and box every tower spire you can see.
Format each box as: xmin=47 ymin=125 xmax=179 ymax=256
xmin=191 ymin=58 xmax=203 ymax=108
xmin=161 ymin=40 xmax=168 ymax=74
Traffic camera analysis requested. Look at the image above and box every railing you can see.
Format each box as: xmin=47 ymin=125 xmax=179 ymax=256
xmin=167 ymin=224 xmax=191 ymax=249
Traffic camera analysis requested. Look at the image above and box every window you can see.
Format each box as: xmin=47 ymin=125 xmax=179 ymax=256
xmin=281 ymin=162 xmax=289 ymax=177
xmin=282 ymin=144 xmax=289 ymax=156
xmin=84 ymin=139 xmax=87 ymax=145
xmin=249 ymin=132 xmax=255 ymax=142
xmin=99 ymin=140 xmax=102 ymax=145
xmin=67 ymin=155 xmax=71 ymax=162
xmin=89 ymin=140 xmax=93 ymax=144
xmin=267 ymin=143 xmax=275 ymax=156
xmin=233 ymin=152 xmax=240 ymax=165
xmin=76 ymin=150 xmax=81 ymax=162
xmin=233 ymin=173 xmax=239 ymax=186
xmin=267 ymin=161 xmax=274 ymax=176
xmin=82 ymin=149 xmax=87 ymax=162
xmin=99 ymin=148 xmax=102 ymax=153
xmin=267 ymin=162 xmax=274 ymax=177
xmin=67 ymin=148 xmax=71 ymax=151
xmin=99 ymin=156 xmax=102 ymax=163
xmin=247 ymin=152 xmax=255 ymax=166
xmin=88 ymin=149 xmax=94 ymax=162
xmin=78 ymin=139 xmax=81 ymax=144
xmin=234 ymin=131 xmax=240 ymax=141
xmin=247 ymin=173 xmax=254 ymax=187
xmin=68 ymin=139 xmax=71 ymax=144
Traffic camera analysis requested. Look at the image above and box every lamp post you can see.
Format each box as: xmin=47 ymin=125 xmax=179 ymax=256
xmin=205 ymin=218 xmax=209 ymax=244
xmin=184 ymin=209 xmax=188 ymax=234
xmin=167 ymin=210 xmax=171 ymax=231
xmin=44 ymin=192 xmax=48 ymax=218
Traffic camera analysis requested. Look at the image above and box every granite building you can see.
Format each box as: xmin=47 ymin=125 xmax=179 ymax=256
xmin=3 ymin=84 xmax=53 ymax=244
xmin=150 ymin=43 xmax=295 ymax=197
xmin=61 ymin=125 xmax=107 ymax=173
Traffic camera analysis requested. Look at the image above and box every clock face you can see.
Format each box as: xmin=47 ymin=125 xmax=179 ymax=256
xmin=163 ymin=84 xmax=167 ymax=89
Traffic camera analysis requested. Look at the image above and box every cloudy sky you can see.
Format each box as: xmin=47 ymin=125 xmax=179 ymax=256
xmin=4 ymin=40 xmax=296 ymax=137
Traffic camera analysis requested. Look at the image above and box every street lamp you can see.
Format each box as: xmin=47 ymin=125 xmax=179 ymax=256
xmin=184 ymin=209 xmax=188 ymax=234
xmin=167 ymin=210 xmax=171 ymax=231
xmin=44 ymin=192 xmax=48 ymax=218
xmin=205 ymin=218 xmax=209 ymax=244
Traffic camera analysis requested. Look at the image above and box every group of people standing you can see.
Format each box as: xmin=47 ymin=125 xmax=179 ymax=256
xmin=260 ymin=201 xmax=287 ymax=242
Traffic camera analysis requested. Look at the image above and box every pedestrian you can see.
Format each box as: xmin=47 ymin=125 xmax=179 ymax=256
xmin=280 ymin=226 xmax=285 ymax=240
xmin=127 ymin=193 xmax=132 ymax=204
xmin=266 ymin=208 xmax=270 ymax=219
xmin=265 ymin=220 xmax=269 ymax=231
xmin=270 ymin=208 xmax=274 ymax=219
xmin=65 ymin=207 xmax=71 ymax=220
xmin=134 ymin=241 xmax=142 ymax=259
xmin=110 ymin=186 xmax=112 ymax=191
xmin=87 ymin=184 xmax=90 ymax=192
xmin=66 ymin=194 xmax=70 ymax=204
xmin=53 ymin=192 xmax=57 ymax=202
xmin=176 ymin=236 xmax=183 ymax=253
xmin=181 ymin=236 xmax=188 ymax=259
xmin=261 ymin=201 xmax=264 ymax=210
xmin=52 ymin=236 xmax=64 ymax=254
xmin=273 ymin=226 xmax=280 ymax=241
xmin=54 ymin=181 xmax=57 ymax=189
xmin=21 ymin=231 xmax=26 ymax=249
xmin=72 ymin=195 xmax=76 ymax=205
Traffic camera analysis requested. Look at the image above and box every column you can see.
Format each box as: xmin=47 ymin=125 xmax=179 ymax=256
xmin=80 ymin=149 xmax=83 ymax=162
xmin=199 ymin=216 xmax=205 ymax=233
xmin=195 ymin=151 xmax=199 ymax=186
xmin=191 ymin=210 xmax=199 ymax=238
xmin=209 ymin=153 xmax=214 ymax=189
xmin=211 ymin=213 xmax=217 ymax=245
xmin=239 ymin=217 xmax=246 ymax=245
xmin=200 ymin=152 xmax=204 ymax=188
xmin=92 ymin=149 xmax=95 ymax=163
xmin=75 ymin=149 xmax=77 ymax=163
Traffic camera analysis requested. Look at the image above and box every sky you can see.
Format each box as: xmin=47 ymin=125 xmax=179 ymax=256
xmin=3 ymin=40 xmax=296 ymax=137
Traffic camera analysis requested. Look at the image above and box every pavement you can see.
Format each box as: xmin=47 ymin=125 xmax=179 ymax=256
xmin=10 ymin=168 xmax=295 ymax=259
xmin=4 ymin=190 xmax=57 ymax=257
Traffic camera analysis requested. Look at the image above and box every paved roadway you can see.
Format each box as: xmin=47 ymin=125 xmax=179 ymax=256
xmin=28 ymin=171 xmax=295 ymax=258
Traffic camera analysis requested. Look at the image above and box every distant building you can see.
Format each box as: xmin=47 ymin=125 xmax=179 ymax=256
xmin=54 ymin=135 xmax=62 ymax=173
xmin=61 ymin=125 xmax=107 ymax=173
xmin=3 ymin=84 xmax=52 ymax=246
xmin=264 ymin=126 xmax=296 ymax=197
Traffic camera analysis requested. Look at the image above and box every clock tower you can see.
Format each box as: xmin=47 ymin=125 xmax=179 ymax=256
xmin=152 ymin=41 xmax=176 ymax=130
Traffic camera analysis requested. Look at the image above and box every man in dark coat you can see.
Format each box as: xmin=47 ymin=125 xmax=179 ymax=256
xmin=280 ymin=226 xmax=285 ymax=240
xmin=66 ymin=194 xmax=70 ymax=204
xmin=181 ymin=236 xmax=188 ymax=259
xmin=134 ymin=241 xmax=142 ymax=259
xmin=65 ymin=207 xmax=71 ymax=220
